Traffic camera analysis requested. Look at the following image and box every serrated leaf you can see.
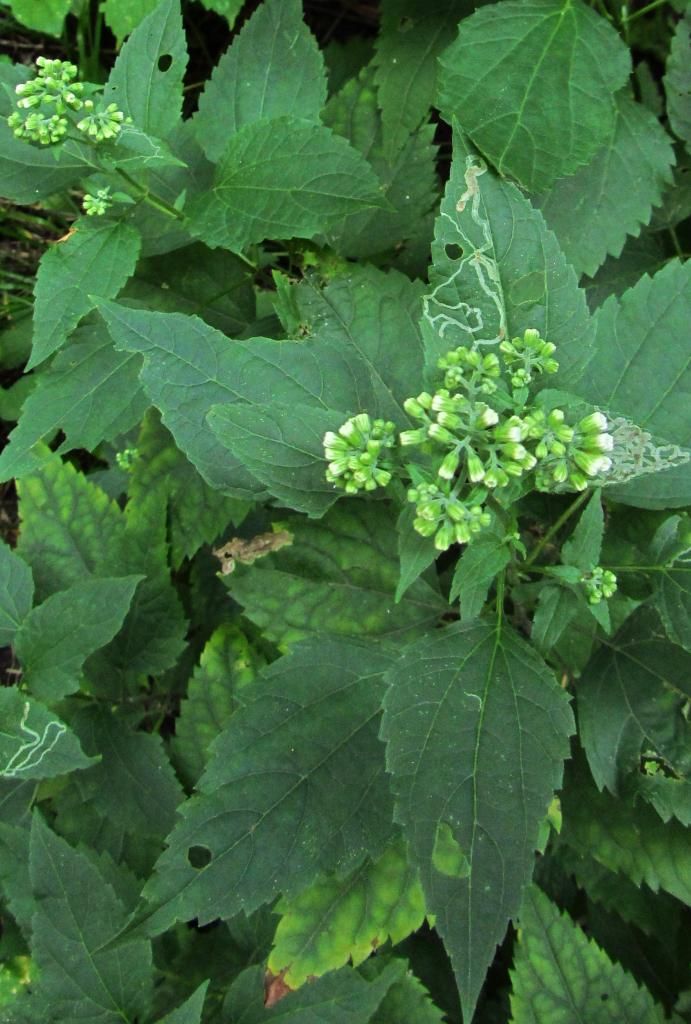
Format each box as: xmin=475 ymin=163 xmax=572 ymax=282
xmin=650 ymin=515 xmax=691 ymax=651
xmin=122 ymin=242 xmax=255 ymax=336
xmin=172 ymin=623 xmax=264 ymax=788
xmin=28 ymin=814 xmax=153 ymax=1024
xmin=530 ymin=584 xmax=580 ymax=653
xmin=577 ymin=608 xmax=691 ymax=823
xmin=367 ymin=966 xmax=445 ymax=1024
xmin=188 ymin=117 xmax=386 ymax=253
xmin=156 ymin=981 xmax=209 ymax=1024
xmin=269 ymin=839 xmax=426 ymax=988
xmin=0 ymin=123 xmax=93 ymax=203
xmin=374 ymin=0 xmax=462 ymax=154
xmin=198 ymin=0 xmax=243 ymax=22
xmin=223 ymin=961 xmax=404 ymax=1022
xmin=0 ymin=689 xmax=96 ymax=782
xmin=665 ymin=9 xmax=691 ymax=148
xmin=381 ymin=621 xmax=574 ymax=1021
xmin=61 ymin=706 xmax=184 ymax=873
xmin=582 ymin=232 xmax=667 ymax=311
xmin=322 ymin=64 xmax=439 ymax=269
xmin=193 ymin=0 xmax=326 ymax=162
xmin=0 ymin=322 xmax=147 ymax=482
xmin=560 ymin=757 xmax=691 ymax=904
xmin=14 ymin=576 xmax=141 ymax=703
xmin=510 ymin=885 xmax=667 ymax=1023
xmin=396 ymin=505 xmax=438 ymax=603
xmin=579 ymin=260 xmax=691 ymax=508
xmin=208 ymin=401 xmax=343 ymax=518
xmin=128 ymin=410 xmax=248 ymax=569
xmin=450 ymin=533 xmax=510 ymax=620
xmin=98 ymin=265 xmax=424 ymax=495
xmin=228 ymin=503 xmax=446 ymax=648
xmin=534 ymin=93 xmax=675 ymax=277
xmin=16 ymin=449 xmax=187 ymax=687
xmin=561 ymin=491 xmax=604 ymax=571
xmin=437 ymin=0 xmax=630 ymax=191
xmin=423 ymin=127 xmax=594 ymax=389
xmin=104 ymin=0 xmax=188 ymax=140
xmin=135 ymin=638 xmax=397 ymax=936
xmin=0 ymin=540 xmax=33 ymax=646
xmin=29 ymin=219 xmax=142 ymax=370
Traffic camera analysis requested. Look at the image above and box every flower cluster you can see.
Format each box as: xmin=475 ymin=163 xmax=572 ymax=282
xmin=323 ymin=329 xmax=616 ymax=552
xmin=580 ymin=566 xmax=617 ymax=604
xmin=323 ymin=415 xmax=396 ymax=494
xmin=7 ymin=57 xmax=126 ymax=146
xmin=83 ymin=187 xmax=113 ymax=216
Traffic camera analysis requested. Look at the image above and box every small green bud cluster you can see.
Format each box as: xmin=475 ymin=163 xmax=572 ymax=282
xmin=499 ymin=328 xmax=558 ymax=388
xmin=324 ymin=415 xmax=396 ymax=494
xmin=115 ymin=446 xmax=138 ymax=471
xmin=323 ymin=329 xmax=615 ymax=553
xmin=8 ymin=57 xmax=126 ymax=147
xmin=580 ymin=566 xmax=617 ymax=604
xmin=83 ymin=187 xmax=113 ymax=216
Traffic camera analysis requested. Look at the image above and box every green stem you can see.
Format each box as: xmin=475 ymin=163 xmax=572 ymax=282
xmin=115 ymin=168 xmax=186 ymax=221
xmin=623 ymin=0 xmax=668 ymax=21
xmin=522 ymin=490 xmax=591 ymax=570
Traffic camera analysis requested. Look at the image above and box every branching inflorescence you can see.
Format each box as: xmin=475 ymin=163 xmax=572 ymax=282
xmin=324 ymin=329 xmax=615 ymax=552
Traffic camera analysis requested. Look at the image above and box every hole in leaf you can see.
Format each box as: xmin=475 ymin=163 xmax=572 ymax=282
xmin=445 ymin=243 xmax=464 ymax=261
xmin=158 ymin=54 xmax=173 ymax=72
xmin=188 ymin=845 xmax=212 ymax=869
xmin=398 ymin=16 xmax=414 ymax=31
xmin=600 ymin=994 xmax=609 ymax=1002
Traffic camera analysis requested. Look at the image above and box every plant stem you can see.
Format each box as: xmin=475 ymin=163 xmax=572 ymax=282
xmin=495 ymin=569 xmax=506 ymax=634
xmin=623 ymin=0 xmax=668 ymax=22
xmin=522 ymin=490 xmax=591 ymax=570
xmin=115 ymin=168 xmax=186 ymax=221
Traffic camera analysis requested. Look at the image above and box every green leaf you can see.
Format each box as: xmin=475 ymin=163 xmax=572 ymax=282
xmin=374 ymin=0 xmax=462 ymax=154
xmin=560 ymin=757 xmax=691 ymax=904
xmin=534 ymin=93 xmax=675 ymax=277
xmin=577 ymin=608 xmax=691 ymax=824
xmin=0 ymin=540 xmax=33 ymax=646
xmin=381 ymin=621 xmax=574 ymax=1021
xmin=437 ymin=0 xmax=630 ymax=191
xmin=367 ymin=966 xmax=444 ymax=1024
xmin=188 ymin=116 xmax=386 ymax=253
xmin=122 ymin=242 xmax=255 ymax=336
xmin=223 ymin=961 xmax=404 ymax=1022
xmin=29 ymin=219 xmax=142 ymax=370
xmin=105 ymin=0 xmax=188 ymax=140
xmin=0 ymin=122 xmax=92 ymax=203
xmin=650 ymin=515 xmax=691 ymax=652
xmin=450 ymin=533 xmax=511 ymax=620
xmin=193 ymin=0 xmax=326 ymax=162
xmin=7 ymin=0 xmax=71 ymax=34
xmin=135 ymin=638 xmax=397 ymax=936
xmin=664 ymin=9 xmax=691 ymax=149
xmin=208 ymin=401 xmax=344 ymax=518
xmin=61 ymin=706 xmax=184 ymax=872
xmin=227 ymin=503 xmax=446 ymax=648
xmin=172 ymin=623 xmax=264 ymax=788
xmin=322 ymin=65 xmax=439 ymax=267
xmin=582 ymin=232 xmax=667 ymax=311
xmin=561 ymin=491 xmax=604 ymax=571
xmin=14 ymin=576 xmax=141 ymax=703
xmin=530 ymin=585 xmax=580 ymax=653
xmin=197 ymin=0 xmax=243 ymax=23
xmin=396 ymin=505 xmax=438 ymax=603
xmin=29 ymin=813 xmax=153 ymax=1024
xmin=0 ymin=689 xmax=96 ymax=782
xmin=423 ymin=127 xmax=594 ymax=389
xmin=0 ymin=322 xmax=147 ymax=482
xmin=98 ymin=265 xmax=424 ymax=495
xmin=510 ymin=885 xmax=667 ymax=1023
xmin=102 ymin=0 xmax=160 ymax=42
xmin=156 ymin=982 xmax=209 ymax=1024
xmin=128 ymin=409 xmax=248 ymax=569
xmin=269 ymin=839 xmax=426 ymax=988
xmin=579 ymin=260 xmax=691 ymax=508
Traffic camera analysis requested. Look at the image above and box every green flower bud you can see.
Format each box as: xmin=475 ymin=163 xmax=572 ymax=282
xmin=467 ymin=450 xmax=486 ymax=482
xmin=439 ymin=449 xmax=461 ymax=480
xmin=399 ymin=428 xmax=428 ymax=447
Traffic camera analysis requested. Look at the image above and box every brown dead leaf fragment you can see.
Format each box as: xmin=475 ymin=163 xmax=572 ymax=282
xmin=264 ymin=968 xmax=294 ymax=1007
xmin=51 ymin=227 xmax=77 ymax=245
xmin=213 ymin=530 xmax=292 ymax=575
